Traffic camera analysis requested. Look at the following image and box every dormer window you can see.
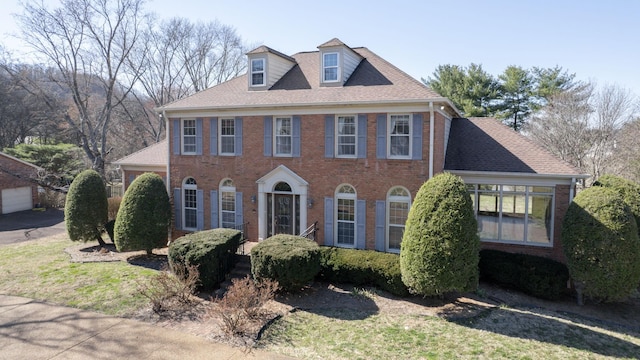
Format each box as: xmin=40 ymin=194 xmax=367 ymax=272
xmin=251 ymin=58 xmax=265 ymax=86
xmin=323 ymin=52 xmax=339 ymax=82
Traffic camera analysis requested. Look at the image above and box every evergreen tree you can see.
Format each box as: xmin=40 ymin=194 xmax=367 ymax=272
xmin=64 ymin=169 xmax=108 ymax=247
xmin=497 ymin=65 xmax=534 ymax=131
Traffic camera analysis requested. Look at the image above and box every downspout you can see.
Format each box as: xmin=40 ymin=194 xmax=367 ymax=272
xmin=164 ymin=110 xmax=170 ymax=195
xmin=429 ymin=102 xmax=435 ymax=179
xmin=569 ymin=177 xmax=576 ymax=203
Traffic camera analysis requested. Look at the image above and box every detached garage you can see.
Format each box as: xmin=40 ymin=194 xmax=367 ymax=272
xmin=0 ymin=152 xmax=40 ymax=214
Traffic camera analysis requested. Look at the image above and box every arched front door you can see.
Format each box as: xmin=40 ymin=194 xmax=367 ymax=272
xmin=256 ymin=165 xmax=308 ymax=241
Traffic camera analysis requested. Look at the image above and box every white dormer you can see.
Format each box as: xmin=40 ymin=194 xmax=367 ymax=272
xmin=318 ymin=38 xmax=363 ymax=86
xmin=246 ymin=46 xmax=297 ymax=91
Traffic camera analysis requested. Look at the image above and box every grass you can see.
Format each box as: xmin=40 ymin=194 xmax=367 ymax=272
xmin=259 ymin=305 xmax=640 ymax=360
xmin=0 ymin=234 xmax=157 ymax=316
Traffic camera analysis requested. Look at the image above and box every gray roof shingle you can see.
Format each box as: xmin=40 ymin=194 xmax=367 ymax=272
xmin=445 ymin=118 xmax=583 ymax=175
xmin=159 ymin=46 xmax=444 ymax=111
xmin=113 ymin=140 xmax=167 ymax=167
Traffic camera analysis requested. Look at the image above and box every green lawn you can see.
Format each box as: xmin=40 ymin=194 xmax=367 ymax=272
xmin=0 ymin=234 xmax=157 ymax=316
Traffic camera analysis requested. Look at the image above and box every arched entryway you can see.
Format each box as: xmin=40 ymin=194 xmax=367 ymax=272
xmin=256 ymin=165 xmax=308 ymax=240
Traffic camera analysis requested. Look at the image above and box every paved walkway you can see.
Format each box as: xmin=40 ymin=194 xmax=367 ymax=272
xmin=0 ymin=295 xmax=294 ymax=360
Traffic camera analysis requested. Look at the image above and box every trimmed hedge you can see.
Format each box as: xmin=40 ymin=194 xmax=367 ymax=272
xmin=479 ymin=250 xmax=569 ymax=300
xmin=114 ymin=173 xmax=171 ymax=254
xmin=251 ymin=234 xmax=320 ymax=292
xmin=318 ymin=247 xmax=409 ymax=296
xmin=168 ymin=228 xmax=242 ymax=290
xmin=562 ymin=186 xmax=640 ymax=302
xmin=64 ymin=169 xmax=108 ymax=245
xmin=593 ymin=174 xmax=640 ymax=236
xmin=400 ymin=173 xmax=480 ymax=296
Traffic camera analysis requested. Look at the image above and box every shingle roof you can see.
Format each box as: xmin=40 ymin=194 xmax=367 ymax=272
xmin=246 ymin=45 xmax=296 ymax=63
xmin=444 ymin=117 xmax=583 ymax=175
xmin=160 ymin=46 xmax=444 ymax=111
xmin=113 ymin=140 xmax=167 ymax=167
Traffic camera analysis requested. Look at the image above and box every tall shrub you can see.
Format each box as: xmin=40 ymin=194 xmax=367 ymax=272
xmin=114 ymin=173 xmax=171 ymax=254
xmin=64 ymin=169 xmax=108 ymax=247
xmin=400 ymin=173 xmax=480 ymax=296
xmin=562 ymin=186 xmax=640 ymax=303
xmin=593 ymin=174 xmax=640 ymax=235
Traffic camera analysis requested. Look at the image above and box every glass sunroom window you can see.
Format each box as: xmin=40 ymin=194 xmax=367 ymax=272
xmin=469 ymin=184 xmax=554 ymax=246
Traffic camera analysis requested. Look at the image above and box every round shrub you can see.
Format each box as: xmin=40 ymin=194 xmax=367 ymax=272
xmin=593 ymin=174 xmax=640 ymax=235
xmin=64 ymin=169 xmax=108 ymax=246
xmin=114 ymin=173 xmax=171 ymax=254
xmin=400 ymin=173 xmax=480 ymax=296
xmin=251 ymin=234 xmax=320 ymax=292
xmin=562 ymin=186 xmax=640 ymax=302
xmin=168 ymin=228 xmax=242 ymax=290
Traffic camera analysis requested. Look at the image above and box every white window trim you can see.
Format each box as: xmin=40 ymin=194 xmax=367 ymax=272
xmin=387 ymin=114 xmax=412 ymax=159
xmin=219 ymin=118 xmax=235 ymax=156
xmin=335 ymin=184 xmax=357 ymax=248
xmin=386 ymin=186 xmax=411 ymax=253
xmin=220 ymin=179 xmax=236 ymax=229
xmin=182 ymin=177 xmax=198 ymax=231
xmin=274 ymin=116 xmax=293 ymax=157
xmin=335 ymin=115 xmax=357 ymax=158
xmin=322 ymin=52 xmax=340 ymax=83
xmin=468 ymin=184 xmax=555 ymax=248
xmin=250 ymin=58 xmax=266 ymax=87
xmin=181 ymin=118 xmax=197 ymax=155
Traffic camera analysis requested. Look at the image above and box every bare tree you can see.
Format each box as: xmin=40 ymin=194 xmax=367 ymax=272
xmin=527 ymin=82 xmax=637 ymax=185
xmin=613 ymin=118 xmax=640 ymax=182
xmin=15 ymin=0 xmax=148 ymax=178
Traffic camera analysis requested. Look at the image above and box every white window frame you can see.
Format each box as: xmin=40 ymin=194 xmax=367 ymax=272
xmin=250 ymin=58 xmax=266 ymax=86
xmin=335 ymin=115 xmax=357 ymax=158
xmin=468 ymin=184 xmax=555 ymax=247
xmin=181 ymin=119 xmax=197 ymax=155
xmin=387 ymin=114 xmax=412 ymax=159
xmin=219 ymin=118 xmax=235 ymax=155
xmin=335 ymin=184 xmax=356 ymax=248
xmin=182 ymin=177 xmax=198 ymax=231
xmin=274 ymin=116 xmax=293 ymax=157
xmin=322 ymin=52 xmax=340 ymax=83
xmin=220 ymin=178 xmax=236 ymax=229
xmin=386 ymin=186 xmax=411 ymax=253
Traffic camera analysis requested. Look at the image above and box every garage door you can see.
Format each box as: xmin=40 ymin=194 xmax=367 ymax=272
xmin=2 ymin=187 xmax=33 ymax=214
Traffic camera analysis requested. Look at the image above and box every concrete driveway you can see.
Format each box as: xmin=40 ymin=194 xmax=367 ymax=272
xmin=0 ymin=208 xmax=65 ymax=246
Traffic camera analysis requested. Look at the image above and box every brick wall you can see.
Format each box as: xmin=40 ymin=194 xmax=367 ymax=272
xmin=169 ymin=112 xmax=436 ymax=247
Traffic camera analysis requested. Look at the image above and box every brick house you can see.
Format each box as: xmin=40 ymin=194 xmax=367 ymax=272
xmin=0 ymin=151 xmax=41 ymax=214
xmin=154 ymin=38 xmax=586 ymax=263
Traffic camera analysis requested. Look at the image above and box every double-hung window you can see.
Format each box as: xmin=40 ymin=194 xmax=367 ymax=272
xmin=275 ymin=117 xmax=292 ymax=156
xmin=389 ymin=114 xmax=411 ymax=158
xmin=183 ymin=177 xmax=198 ymax=230
xmin=220 ymin=118 xmax=235 ymax=155
xmin=335 ymin=184 xmax=356 ymax=247
xmin=336 ymin=115 xmax=356 ymax=157
xmin=387 ymin=187 xmax=411 ymax=253
xmin=251 ymin=58 xmax=265 ymax=86
xmin=182 ymin=119 xmax=197 ymax=154
xmin=220 ymin=179 xmax=236 ymax=229
xmin=323 ymin=52 xmax=339 ymax=82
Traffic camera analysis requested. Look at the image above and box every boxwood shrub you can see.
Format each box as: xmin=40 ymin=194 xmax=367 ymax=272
xmin=479 ymin=249 xmax=570 ymax=300
xmin=318 ymin=247 xmax=409 ymax=296
xmin=250 ymin=234 xmax=320 ymax=292
xmin=562 ymin=186 xmax=640 ymax=302
xmin=168 ymin=228 xmax=242 ymax=290
xmin=593 ymin=174 xmax=640 ymax=236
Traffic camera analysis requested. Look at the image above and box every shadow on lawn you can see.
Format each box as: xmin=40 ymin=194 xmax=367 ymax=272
xmin=448 ymin=304 xmax=640 ymax=358
xmin=275 ymin=283 xmax=379 ymax=320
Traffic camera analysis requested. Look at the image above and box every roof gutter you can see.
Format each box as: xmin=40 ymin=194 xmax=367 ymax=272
xmin=429 ymin=101 xmax=434 ymax=179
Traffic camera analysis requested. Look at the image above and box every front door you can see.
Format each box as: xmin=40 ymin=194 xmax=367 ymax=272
xmin=274 ymin=194 xmax=293 ymax=235
xmin=266 ymin=189 xmax=300 ymax=237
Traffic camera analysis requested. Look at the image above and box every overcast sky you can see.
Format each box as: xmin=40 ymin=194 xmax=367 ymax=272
xmin=1 ymin=0 xmax=639 ymax=98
